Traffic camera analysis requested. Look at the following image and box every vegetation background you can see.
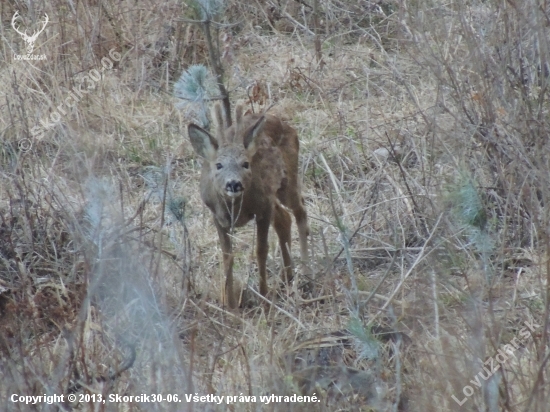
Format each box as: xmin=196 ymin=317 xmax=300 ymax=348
xmin=1 ymin=0 xmax=550 ymax=410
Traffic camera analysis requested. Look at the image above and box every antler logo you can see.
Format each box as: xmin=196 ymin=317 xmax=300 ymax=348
xmin=11 ymin=11 xmax=49 ymax=55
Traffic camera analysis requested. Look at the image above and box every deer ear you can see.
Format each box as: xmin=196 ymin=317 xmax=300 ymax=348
xmin=243 ymin=116 xmax=266 ymax=152
xmin=188 ymin=124 xmax=218 ymax=159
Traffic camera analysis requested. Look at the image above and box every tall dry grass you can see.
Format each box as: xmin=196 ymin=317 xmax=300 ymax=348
xmin=1 ymin=0 xmax=549 ymax=411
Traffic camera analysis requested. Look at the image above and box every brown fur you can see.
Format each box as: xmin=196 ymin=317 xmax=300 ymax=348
xmin=188 ymin=107 xmax=309 ymax=308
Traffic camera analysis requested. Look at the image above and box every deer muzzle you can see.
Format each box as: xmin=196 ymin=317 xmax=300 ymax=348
xmin=225 ymin=180 xmax=243 ymax=197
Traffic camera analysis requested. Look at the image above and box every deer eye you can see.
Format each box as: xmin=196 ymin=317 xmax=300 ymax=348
xmin=242 ymin=162 xmax=250 ymax=169
xmin=216 ymin=163 xmax=223 ymax=170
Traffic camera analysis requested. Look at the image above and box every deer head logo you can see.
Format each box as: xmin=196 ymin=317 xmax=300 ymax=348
xmin=11 ymin=11 xmax=49 ymax=54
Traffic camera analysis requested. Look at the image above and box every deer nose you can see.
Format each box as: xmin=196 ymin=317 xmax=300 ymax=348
xmin=226 ymin=180 xmax=243 ymax=193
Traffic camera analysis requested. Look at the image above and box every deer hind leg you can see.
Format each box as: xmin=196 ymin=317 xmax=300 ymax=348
xmin=273 ymin=202 xmax=293 ymax=284
xmin=292 ymin=196 xmax=310 ymax=271
xmin=215 ymin=221 xmax=237 ymax=309
xmin=279 ymin=186 xmax=310 ymax=271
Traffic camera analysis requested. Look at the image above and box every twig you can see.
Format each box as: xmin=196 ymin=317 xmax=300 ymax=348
xmin=369 ymin=213 xmax=443 ymax=324
xmin=361 ymin=252 xmax=398 ymax=307
xmin=248 ymin=288 xmax=306 ymax=329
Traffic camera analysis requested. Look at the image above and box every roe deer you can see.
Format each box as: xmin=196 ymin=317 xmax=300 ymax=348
xmin=188 ymin=105 xmax=309 ymax=308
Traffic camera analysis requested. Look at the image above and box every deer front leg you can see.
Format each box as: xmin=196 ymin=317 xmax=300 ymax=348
xmin=256 ymin=216 xmax=271 ymax=297
xmin=215 ymin=221 xmax=237 ymax=309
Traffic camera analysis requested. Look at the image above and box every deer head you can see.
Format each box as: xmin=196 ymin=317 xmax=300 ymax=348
xmin=188 ymin=113 xmax=267 ymax=202
xmin=12 ymin=11 xmax=49 ymax=54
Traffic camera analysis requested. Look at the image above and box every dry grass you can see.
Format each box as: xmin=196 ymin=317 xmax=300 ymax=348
xmin=1 ymin=0 xmax=550 ymax=411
